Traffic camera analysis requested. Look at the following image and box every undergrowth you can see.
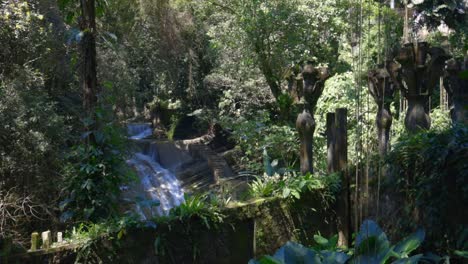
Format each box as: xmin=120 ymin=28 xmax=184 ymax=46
xmin=386 ymin=124 xmax=468 ymax=254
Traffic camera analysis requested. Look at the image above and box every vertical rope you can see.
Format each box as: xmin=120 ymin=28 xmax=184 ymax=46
xmin=364 ymin=0 xmax=371 ymax=219
xmin=354 ymin=0 xmax=364 ymax=231
xmin=376 ymin=1 xmax=383 ymax=223
xmin=404 ymin=2 xmax=409 ymax=43
xmin=377 ymin=1 xmax=381 ymax=65
xmin=352 ymin=0 xmax=359 ymax=234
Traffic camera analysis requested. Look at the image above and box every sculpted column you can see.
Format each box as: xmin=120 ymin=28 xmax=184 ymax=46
xmin=296 ymin=61 xmax=330 ymax=174
xmin=368 ymin=65 xmax=395 ymax=156
xmin=388 ymin=43 xmax=449 ymax=132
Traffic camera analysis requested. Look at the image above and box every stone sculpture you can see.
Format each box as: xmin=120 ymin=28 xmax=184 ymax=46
xmin=296 ymin=62 xmax=330 ymax=174
xmin=368 ymin=64 xmax=395 ymax=156
xmin=387 ymin=42 xmax=450 ymax=132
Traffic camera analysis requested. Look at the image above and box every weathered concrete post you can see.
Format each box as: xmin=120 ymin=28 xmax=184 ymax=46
xmin=368 ymin=65 xmax=395 ymax=156
xmin=30 ymin=232 xmax=39 ymax=251
xmin=444 ymin=58 xmax=468 ymax=124
xmin=41 ymin=230 xmax=52 ymax=249
xmin=57 ymin=232 xmax=63 ymax=243
xmin=389 ymin=42 xmax=449 ymax=132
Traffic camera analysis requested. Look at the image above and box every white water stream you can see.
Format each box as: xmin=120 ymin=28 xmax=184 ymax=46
xmin=125 ymin=123 xmax=184 ymax=219
xmin=127 ymin=123 xmax=153 ymax=140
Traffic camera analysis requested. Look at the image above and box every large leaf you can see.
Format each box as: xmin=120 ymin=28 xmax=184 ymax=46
xmin=390 ymin=254 xmax=423 ymax=264
xmin=314 ymin=234 xmax=339 ymax=250
xmin=352 ymin=220 xmax=392 ymax=263
xmin=263 ymin=148 xmax=274 ymax=176
xmin=355 ymin=220 xmax=390 ymax=251
xmin=273 ymin=241 xmax=321 ymax=264
xmin=314 ymin=234 xmax=329 ymax=247
xmin=454 ymin=250 xmax=468 ymax=258
xmin=260 ymin=256 xmax=283 ymax=264
xmin=320 ymin=250 xmax=350 ymax=264
xmin=393 ymin=229 xmax=425 ymax=257
xmin=349 ymin=255 xmax=387 ymax=264
xmin=249 ymin=256 xmax=282 ymax=264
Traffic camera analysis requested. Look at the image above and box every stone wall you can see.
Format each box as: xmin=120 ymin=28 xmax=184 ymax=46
xmin=10 ymin=193 xmax=336 ymax=264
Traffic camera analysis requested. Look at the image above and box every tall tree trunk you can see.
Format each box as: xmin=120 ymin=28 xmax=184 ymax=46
xmin=80 ymin=0 xmax=98 ymax=136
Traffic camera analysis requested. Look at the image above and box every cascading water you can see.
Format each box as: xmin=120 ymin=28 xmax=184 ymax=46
xmin=125 ymin=123 xmax=184 ymax=219
xmin=127 ymin=123 xmax=153 ymax=140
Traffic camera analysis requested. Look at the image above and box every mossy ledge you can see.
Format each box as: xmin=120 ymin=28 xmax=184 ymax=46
xmin=9 ymin=192 xmax=336 ymax=264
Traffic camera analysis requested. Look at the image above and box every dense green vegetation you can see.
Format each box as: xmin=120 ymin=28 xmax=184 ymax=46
xmin=0 ymin=0 xmax=467 ymax=263
xmin=250 ymin=220 xmax=437 ymax=264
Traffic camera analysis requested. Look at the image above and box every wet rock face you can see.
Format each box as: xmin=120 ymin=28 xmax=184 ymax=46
xmin=388 ymin=42 xmax=450 ymax=132
xmin=172 ymin=115 xmax=209 ymax=140
xmin=444 ymin=58 xmax=468 ymax=124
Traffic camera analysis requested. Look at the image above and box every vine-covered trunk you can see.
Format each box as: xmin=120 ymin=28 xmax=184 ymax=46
xmin=80 ymin=0 xmax=98 ymax=135
xmin=296 ymin=110 xmax=315 ymax=174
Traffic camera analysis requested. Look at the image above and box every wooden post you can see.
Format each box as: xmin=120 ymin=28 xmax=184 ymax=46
xmin=41 ymin=231 xmax=52 ymax=249
xmin=336 ymin=109 xmax=348 ymax=172
xmin=30 ymin=232 xmax=39 ymax=251
xmin=326 ymin=112 xmax=337 ymax=173
xmin=335 ymin=108 xmax=350 ymax=247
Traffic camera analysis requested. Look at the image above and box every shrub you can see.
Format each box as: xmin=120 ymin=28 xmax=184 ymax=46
xmin=386 ymin=124 xmax=468 ymax=253
xmin=248 ymin=172 xmax=340 ymax=206
xmin=249 ymin=220 xmax=446 ymax=264
xmin=156 ymin=194 xmax=225 ymax=230
xmin=60 ymin=109 xmax=134 ymax=222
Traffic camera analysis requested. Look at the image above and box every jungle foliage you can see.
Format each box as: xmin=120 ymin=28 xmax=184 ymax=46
xmin=250 ymin=220 xmax=447 ymax=264
xmin=0 ymin=0 xmax=466 ymax=259
xmin=386 ymin=124 xmax=468 ymax=254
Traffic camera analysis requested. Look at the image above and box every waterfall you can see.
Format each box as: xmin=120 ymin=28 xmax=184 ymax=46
xmin=127 ymin=123 xmax=153 ymax=140
xmin=125 ymin=123 xmax=185 ymax=219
